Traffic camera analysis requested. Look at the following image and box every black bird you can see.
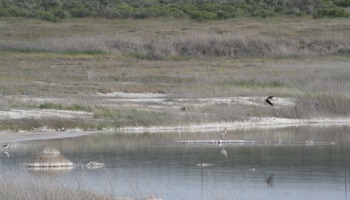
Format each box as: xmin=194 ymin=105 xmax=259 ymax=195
xmin=265 ymin=96 xmax=274 ymax=106
xmin=265 ymin=173 xmax=274 ymax=186
xmin=2 ymin=143 xmax=9 ymax=149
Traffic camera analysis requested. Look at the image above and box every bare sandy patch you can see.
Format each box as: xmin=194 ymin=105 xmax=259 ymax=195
xmin=0 ymin=109 xmax=93 ymax=120
xmin=96 ymin=92 xmax=168 ymax=99
xmin=96 ymin=92 xmax=295 ymax=109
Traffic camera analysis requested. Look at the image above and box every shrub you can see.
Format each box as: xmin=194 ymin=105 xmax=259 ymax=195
xmin=313 ymin=6 xmax=349 ymax=18
xmin=70 ymin=4 xmax=91 ymax=17
xmin=103 ymin=3 xmax=136 ymax=18
xmin=0 ymin=7 xmax=25 ymax=17
xmin=312 ymin=0 xmax=349 ymax=18
xmin=36 ymin=11 xmax=59 ymax=22
xmin=334 ymin=0 xmax=350 ymax=7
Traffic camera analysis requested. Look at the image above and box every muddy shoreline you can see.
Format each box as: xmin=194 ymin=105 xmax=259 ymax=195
xmin=1 ymin=117 xmax=350 ymax=143
xmin=0 ymin=130 xmax=101 ymax=143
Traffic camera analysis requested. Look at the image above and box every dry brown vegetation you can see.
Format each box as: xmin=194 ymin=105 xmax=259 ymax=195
xmin=1 ymin=17 xmax=350 ymax=58
xmin=0 ymin=17 xmax=350 ymax=130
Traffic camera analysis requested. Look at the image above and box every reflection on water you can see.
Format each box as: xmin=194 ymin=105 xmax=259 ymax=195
xmin=27 ymin=167 xmax=73 ymax=178
xmin=1 ymin=125 xmax=350 ymax=199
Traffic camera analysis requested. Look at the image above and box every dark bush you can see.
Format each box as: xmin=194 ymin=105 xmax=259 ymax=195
xmin=313 ymin=6 xmax=349 ymax=18
xmin=36 ymin=11 xmax=59 ymax=22
xmin=0 ymin=7 xmax=25 ymax=16
xmin=70 ymin=4 xmax=91 ymax=17
xmin=334 ymin=0 xmax=350 ymax=7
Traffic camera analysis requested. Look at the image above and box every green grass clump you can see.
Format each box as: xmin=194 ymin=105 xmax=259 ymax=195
xmin=38 ymin=103 xmax=176 ymax=128
xmin=93 ymin=107 xmax=175 ymax=128
xmin=39 ymin=103 xmax=64 ymax=110
xmin=219 ymin=80 xmax=284 ymax=88
xmin=39 ymin=103 xmax=93 ymax=112
xmin=292 ymin=94 xmax=350 ymax=118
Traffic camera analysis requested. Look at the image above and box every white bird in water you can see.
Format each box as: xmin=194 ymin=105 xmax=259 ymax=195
xmin=2 ymin=143 xmax=9 ymax=149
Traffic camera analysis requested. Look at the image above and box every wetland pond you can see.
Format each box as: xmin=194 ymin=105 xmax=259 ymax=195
xmin=1 ymin=125 xmax=350 ymax=200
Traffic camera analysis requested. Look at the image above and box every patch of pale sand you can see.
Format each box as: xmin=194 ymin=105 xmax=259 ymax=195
xmin=118 ymin=117 xmax=350 ymax=133
xmin=96 ymin=92 xmax=168 ymax=98
xmin=0 ymin=109 xmax=93 ymax=120
xmin=22 ymin=97 xmax=64 ymax=103
xmin=96 ymin=92 xmax=295 ymax=107
xmin=180 ymin=97 xmax=295 ymax=107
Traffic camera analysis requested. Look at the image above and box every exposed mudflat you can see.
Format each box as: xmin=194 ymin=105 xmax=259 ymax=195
xmin=1 ymin=92 xmax=295 ymax=119
xmin=0 ymin=92 xmax=349 ymax=143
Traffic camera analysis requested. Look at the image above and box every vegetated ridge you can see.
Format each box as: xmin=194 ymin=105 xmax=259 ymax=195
xmin=0 ymin=0 xmax=349 ymax=22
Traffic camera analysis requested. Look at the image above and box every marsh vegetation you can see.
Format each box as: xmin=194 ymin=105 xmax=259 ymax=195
xmin=0 ymin=17 xmax=350 ymax=131
xmin=1 ymin=5 xmax=350 ymax=199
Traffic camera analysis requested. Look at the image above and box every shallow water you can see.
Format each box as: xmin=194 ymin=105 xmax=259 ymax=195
xmin=1 ymin=125 xmax=350 ymax=200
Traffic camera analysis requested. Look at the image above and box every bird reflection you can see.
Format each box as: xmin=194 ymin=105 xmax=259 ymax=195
xmin=265 ymin=173 xmax=274 ymax=186
xmin=3 ymin=151 xmax=9 ymax=158
xmin=220 ymin=146 xmax=227 ymax=159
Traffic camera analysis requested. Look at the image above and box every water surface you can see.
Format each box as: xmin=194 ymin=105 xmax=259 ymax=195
xmin=1 ymin=125 xmax=350 ymax=200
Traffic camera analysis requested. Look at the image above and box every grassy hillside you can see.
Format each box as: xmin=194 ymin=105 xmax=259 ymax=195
xmin=0 ymin=0 xmax=349 ymax=22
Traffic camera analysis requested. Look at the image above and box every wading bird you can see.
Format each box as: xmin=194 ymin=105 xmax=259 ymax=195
xmin=2 ymin=143 xmax=9 ymax=149
xmin=221 ymin=128 xmax=227 ymax=140
xmin=265 ymin=96 xmax=274 ymax=106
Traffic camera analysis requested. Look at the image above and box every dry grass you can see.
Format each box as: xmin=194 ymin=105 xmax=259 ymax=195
xmin=1 ymin=17 xmax=350 ymax=57
xmin=0 ymin=17 xmax=350 ymax=130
